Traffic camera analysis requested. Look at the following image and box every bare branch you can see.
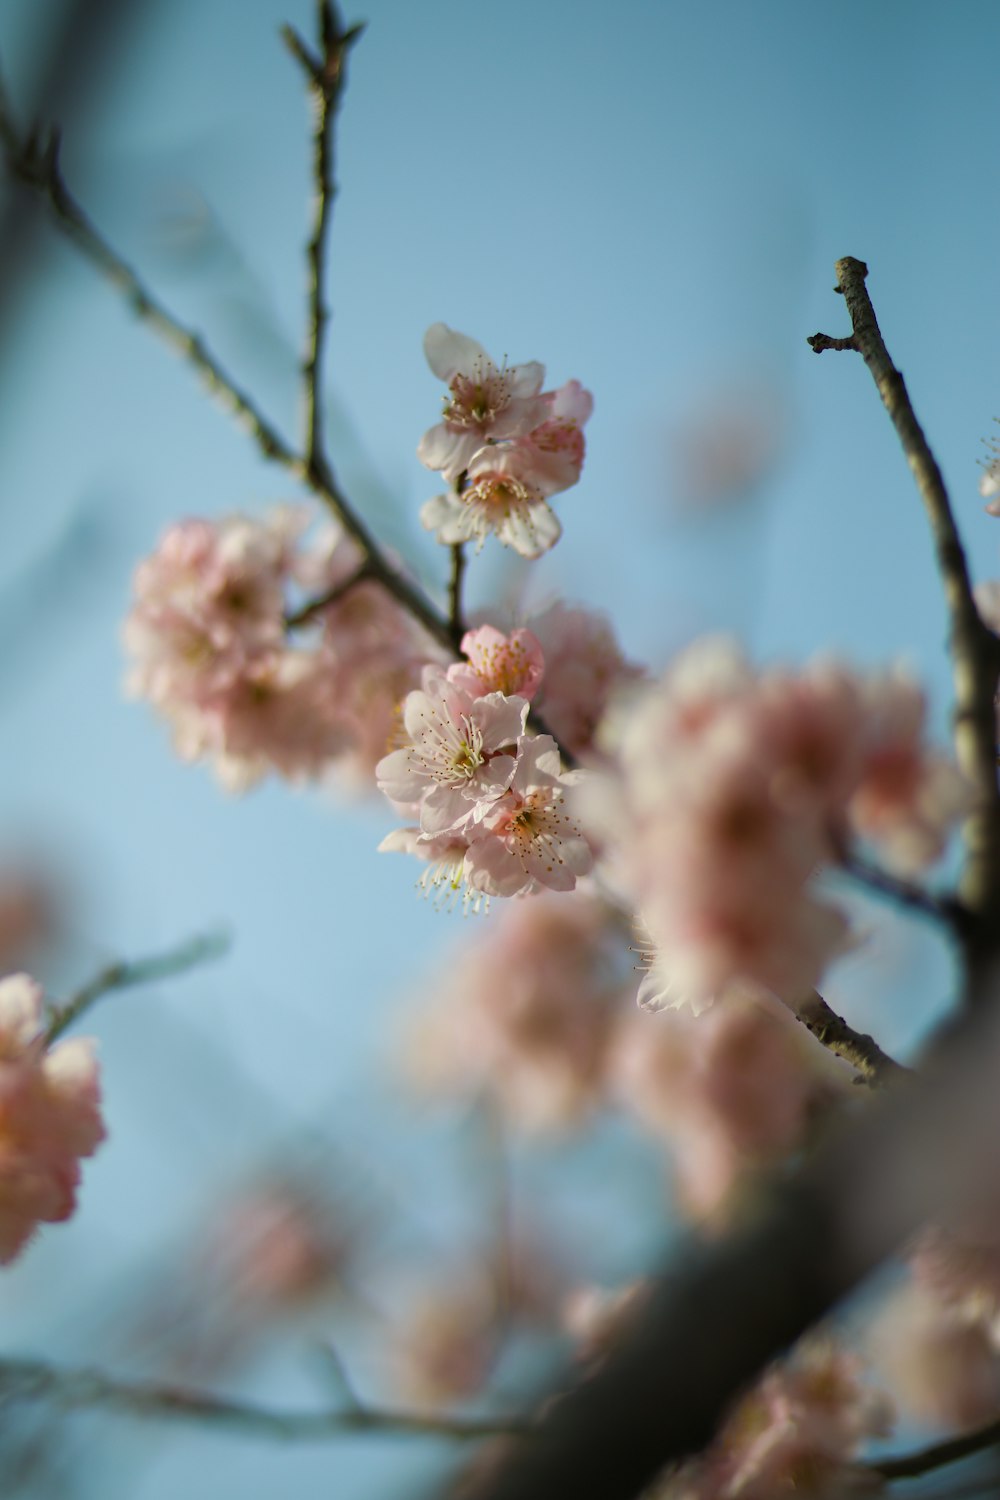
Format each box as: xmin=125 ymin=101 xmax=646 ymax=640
xmin=809 ymin=258 xmax=1000 ymax=976
xmin=792 ymin=991 xmax=910 ymax=1086
xmin=284 ymin=3 xmax=364 ymax=471
xmin=0 ymin=1357 xmax=526 ymax=1444
xmin=448 ymin=543 xmax=468 ymax=647
xmin=284 ymin=562 xmax=371 ymax=630
xmin=838 ymin=846 xmax=966 ymax=931
xmin=44 ymin=931 xmax=229 ymax=1045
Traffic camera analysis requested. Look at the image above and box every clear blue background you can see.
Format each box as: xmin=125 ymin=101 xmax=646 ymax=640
xmin=0 ymin=0 xmax=996 ymax=1494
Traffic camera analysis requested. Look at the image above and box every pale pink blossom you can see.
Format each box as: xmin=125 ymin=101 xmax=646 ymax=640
xmin=0 ymin=974 xmax=105 ymax=1264
xmin=421 ymin=446 xmax=563 ymax=558
xmin=587 ymin=638 xmax=966 ymax=1011
xmin=398 ymin=891 xmax=622 ymax=1131
xmin=447 ymin=626 xmax=545 ymax=702
xmin=378 ymin=826 xmax=485 ymax=914
xmin=466 ymin=737 xmax=594 ymax=896
xmin=869 ymin=1280 xmax=1000 ymax=1431
xmin=611 ymin=991 xmax=848 ymax=1216
xmin=506 ymin=379 xmax=594 ymax=495
xmin=417 ymin=324 xmax=547 ymax=484
xmin=529 ymin=602 xmax=644 ymax=760
xmin=376 ymin=674 xmax=528 ymax=836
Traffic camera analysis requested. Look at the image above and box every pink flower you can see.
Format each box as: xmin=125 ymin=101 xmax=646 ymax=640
xmin=508 ymin=379 xmax=593 ymax=495
xmin=376 ymin=673 xmax=528 ymax=836
xmin=421 ymin=446 xmax=563 ymax=558
xmin=466 ymin=737 xmax=594 ymax=896
xmin=447 ymin=626 xmax=545 ymax=702
xmin=0 ymin=974 xmax=105 ymax=1264
xmin=417 ymin=324 xmax=547 ymax=484
xmin=529 ymin=602 xmax=644 ymax=760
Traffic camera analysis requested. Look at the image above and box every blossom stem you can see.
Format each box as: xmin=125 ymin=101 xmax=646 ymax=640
xmin=0 ymin=83 xmax=457 ymax=660
xmin=792 ymin=991 xmax=910 ymax=1085
xmin=809 ymin=258 xmax=1000 ymax=981
xmin=284 ymin=563 xmax=371 ymax=630
xmin=0 ymin=1356 xmax=527 ymax=1443
xmin=43 ymin=931 xmax=229 ymax=1045
xmin=448 ymin=543 xmax=468 ymax=647
xmin=281 ymin=3 xmax=363 ymax=474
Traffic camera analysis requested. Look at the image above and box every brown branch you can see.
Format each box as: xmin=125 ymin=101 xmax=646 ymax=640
xmin=44 ymin=931 xmax=229 ymax=1045
xmin=838 ymin=847 xmax=965 ymax=931
xmin=0 ymin=1357 xmax=526 ymax=1444
xmin=284 ymin=562 xmax=370 ymax=630
xmin=793 ymin=990 xmax=910 ymax=1086
xmin=872 ymin=1413 xmax=1000 ymax=1481
xmin=809 ymin=258 xmax=1000 ymax=979
xmin=448 ymin=543 xmax=468 ymax=647
xmin=282 ymin=3 xmax=364 ymax=472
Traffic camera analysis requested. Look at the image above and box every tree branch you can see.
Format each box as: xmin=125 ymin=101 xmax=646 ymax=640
xmin=872 ymin=1413 xmax=1000 ymax=1481
xmin=0 ymin=1357 xmax=526 ymax=1444
xmin=284 ymin=562 xmax=371 ymax=630
xmin=43 ymin=931 xmax=229 ymax=1045
xmin=792 ymin=990 xmax=910 ymax=1086
xmin=809 ymin=257 xmax=1000 ymax=977
xmin=448 ymin=543 xmax=468 ymax=647
xmin=282 ymin=3 xmax=363 ymax=472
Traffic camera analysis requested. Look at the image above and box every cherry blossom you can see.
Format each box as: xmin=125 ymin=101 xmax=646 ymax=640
xmin=529 ymin=601 xmax=644 ymax=760
xmin=376 ymin=673 xmax=528 ymax=836
xmin=417 ymin=324 xmax=547 ymax=484
xmin=447 ymin=625 xmax=545 ymax=702
xmin=421 ymin=445 xmax=564 ymax=558
xmin=0 ymin=974 xmax=106 ymax=1264
xmin=465 ymin=737 xmax=595 ymax=896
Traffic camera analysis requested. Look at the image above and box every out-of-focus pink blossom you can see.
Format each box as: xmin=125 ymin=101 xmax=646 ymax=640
xmin=0 ymin=974 xmax=105 ymax=1264
xmin=417 ymin=324 xmax=548 ymax=485
xmin=466 ymin=738 xmax=594 ymax=896
xmin=611 ymin=991 xmax=848 ymax=1217
xmin=869 ymin=1280 xmax=1000 ymax=1432
xmin=398 ymin=891 xmax=624 ymax=1132
xmin=528 ymin=602 xmax=644 ymax=761
xmin=587 ymin=637 xmax=968 ymax=1011
xmin=448 ymin=626 xmax=545 ymax=702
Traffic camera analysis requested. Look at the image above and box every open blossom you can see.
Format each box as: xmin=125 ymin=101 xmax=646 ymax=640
xmin=447 ymin=626 xmax=545 ymax=702
xmin=466 ymin=737 xmax=594 ymax=896
xmin=376 ymin=672 xmax=528 ymax=836
xmin=0 ymin=974 xmax=105 ymax=1263
xmin=417 ymin=323 xmax=548 ymax=484
xmin=421 ymin=446 xmax=564 ymax=559
xmin=587 ymin=636 xmax=968 ymax=1012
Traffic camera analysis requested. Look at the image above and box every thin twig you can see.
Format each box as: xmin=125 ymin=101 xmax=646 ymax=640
xmin=0 ymin=1357 xmax=527 ymax=1443
xmin=809 ymin=258 xmax=1000 ymax=976
xmin=43 ymin=931 xmax=229 ymax=1045
xmin=283 ymin=3 xmax=363 ymax=471
xmin=793 ymin=991 xmax=911 ymax=1085
xmin=872 ymin=1414 xmax=1000 ymax=1481
xmin=284 ymin=562 xmax=370 ymax=630
xmin=448 ymin=543 xmax=468 ymax=646
xmin=0 ymin=97 xmax=457 ymax=659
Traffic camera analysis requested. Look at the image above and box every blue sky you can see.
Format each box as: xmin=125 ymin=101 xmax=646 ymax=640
xmin=0 ymin=0 xmax=997 ymax=1495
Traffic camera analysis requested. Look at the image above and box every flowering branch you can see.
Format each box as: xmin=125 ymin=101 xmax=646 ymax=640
xmin=43 ymin=930 xmax=230 ymax=1045
xmin=281 ymin=2 xmax=363 ymax=472
xmin=793 ymin=991 xmax=910 ymax=1086
xmin=809 ymin=258 xmax=1000 ymax=973
xmin=0 ymin=1356 xmax=527 ymax=1443
xmin=0 ymin=70 xmax=456 ymax=660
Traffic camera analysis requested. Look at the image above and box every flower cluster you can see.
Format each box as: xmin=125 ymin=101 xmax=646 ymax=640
xmin=0 ymin=974 xmax=105 ymax=1263
xmin=377 ymin=627 xmax=595 ymax=901
xmin=124 ymin=509 xmax=443 ymax=791
xmin=589 ymin=637 xmax=969 ymax=1013
xmin=418 ymin=324 xmax=593 ymax=558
